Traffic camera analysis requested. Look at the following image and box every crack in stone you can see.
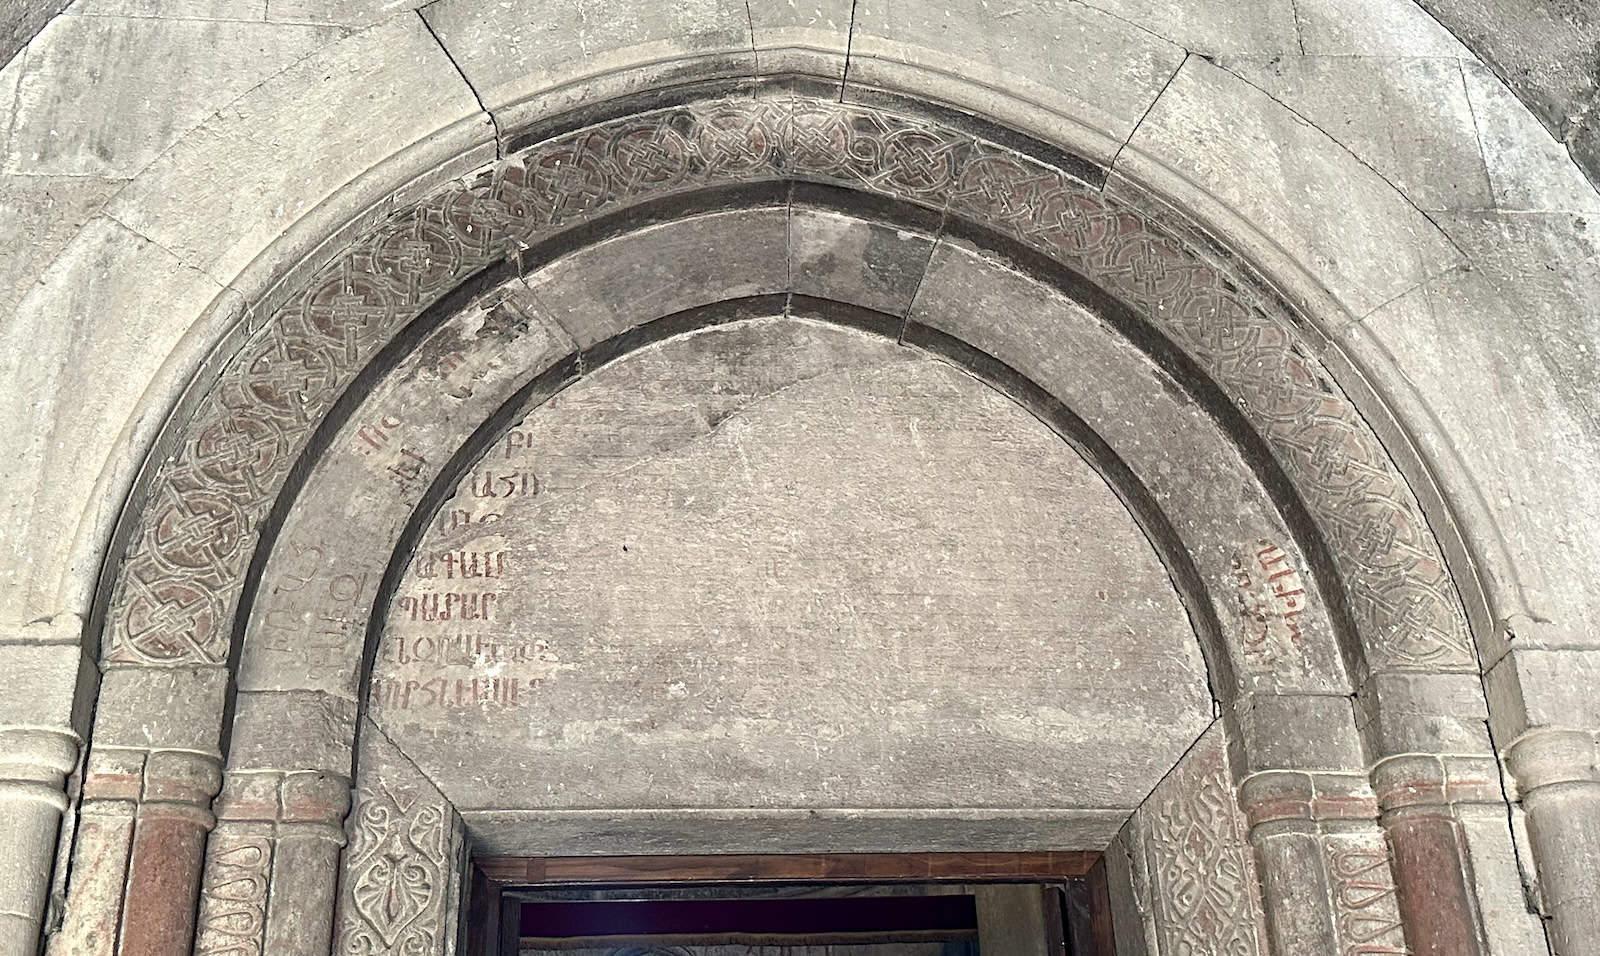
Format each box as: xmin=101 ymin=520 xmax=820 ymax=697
xmin=1106 ymin=51 xmax=1191 ymax=181
xmin=417 ymin=8 xmax=501 ymax=160
xmin=1210 ymin=58 xmax=1474 ymax=266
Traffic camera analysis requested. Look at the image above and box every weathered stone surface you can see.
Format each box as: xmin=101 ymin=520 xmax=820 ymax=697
xmin=65 ymin=0 xmax=267 ymax=16
xmin=789 ymin=205 xmax=935 ymax=317
xmin=463 ymin=808 xmax=1133 ymax=857
xmin=373 ymin=316 xmax=1211 ymax=818
xmin=1229 ymin=693 xmax=1365 ymax=774
xmin=1349 ymin=210 xmax=1600 ymax=659
xmin=227 ymin=691 xmax=358 ymax=775
xmin=747 ymin=0 xmax=850 ymax=79
xmin=1293 ymin=0 xmax=1467 ymax=57
xmin=0 ymin=175 xmax=124 ymax=320
xmin=1087 ymin=0 xmax=1300 ymax=55
xmin=103 ymin=14 xmax=490 ymax=285
xmin=422 ymin=0 xmax=754 ymax=134
xmin=908 ymin=237 xmax=1349 ymax=694
xmin=1220 ymin=54 xmax=1494 ymax=212
xmin=0 ymin=216 xmax=229 ymax=629
xmin=1462 ymin=60 xmax=1600 ymax=213
xmin=1120 ymin=56 xmax=1464 ymax=319
xmin=1414 ymin=0 xmax=1600 ymax=190
xmin=525 ymin=207 xmax=790 ymax=350
xmin=848 ymin=0 xmax=1186 ymax=164
xmin=4 ymin=14 xmax=338 ymax=177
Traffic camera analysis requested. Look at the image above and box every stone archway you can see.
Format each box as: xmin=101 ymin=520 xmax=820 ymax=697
xmin=56 ymin=85 xmax=1509 ymax=956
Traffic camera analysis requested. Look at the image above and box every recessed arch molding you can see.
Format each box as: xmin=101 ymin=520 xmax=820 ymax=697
xmin=52 ymin=84 xmax=1513 ymax=956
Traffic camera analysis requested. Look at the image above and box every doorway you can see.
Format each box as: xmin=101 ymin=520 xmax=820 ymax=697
xmin=465 ymin=853 xmax=1116 ymax=956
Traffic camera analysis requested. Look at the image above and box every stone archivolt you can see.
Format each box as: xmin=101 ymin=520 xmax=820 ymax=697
xmin=105 ymin=91 xmax=1470 ymax=682
xmin=66 ymin=87 xmax=1507 ymax=956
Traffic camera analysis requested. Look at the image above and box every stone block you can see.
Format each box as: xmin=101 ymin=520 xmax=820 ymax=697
xmin=0 ymin=216 xmax=229 ymax=629
xmin=747 ymin=0 xmax=850 ymax=80
xmin=5 ymin=14 xmax=338 ymax=177
xmin=1119 ymin=56 xmax=1463 ymax=320
xmin=0 ymin=641 xmax=93 ymax=733
xmin=463 ymin=808 xmax=1132 ymax=856
xmin=422 ymin=0 xmax=755 ymax=137
xmin=90 ymin=666 xmax=228 ymax=754
xmin=227 ymin=691 xmax=357 ymax=776
xmin=1293 ymin=0 xmax=1467 ymax=56
xmin=1455 ymin=803 xmax=1550 ymax=956
xmin=1081 ymin=0 xmax=1300 ymax=55
xmin=1230 ymin=692 xmax=1365 ymax=774
xmin=1461 ymin=60 xmax=1600 ymax=214
xmin=1219 ymin=55 xmax=1493 ymax=212
xmin=104 ymin=14 xmax=491 ymax=286
xmin=1356 ymin=671 xmax=1493 ymax=758
xmin=525 ymin=206 xmax=790 ymax=349
xmin=788 ymin=204 xmax=935 ymax=317
xmin=848 ymin=0 xmax=1186 ymax=164
xmin=1486 ymin=647 xmax=1600 ymax=739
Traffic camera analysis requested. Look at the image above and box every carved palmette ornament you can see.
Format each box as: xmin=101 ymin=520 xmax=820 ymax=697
xmin=339 ymin=790 xmax=448 ymax=956
xmin=104 ymin=94 xmax=1472 ymax=678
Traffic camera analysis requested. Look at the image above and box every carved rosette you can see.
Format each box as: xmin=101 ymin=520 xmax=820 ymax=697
xmin=103 ymin=93 xmax=1471 ymax=685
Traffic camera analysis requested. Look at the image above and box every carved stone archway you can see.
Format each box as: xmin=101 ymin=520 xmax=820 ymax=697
xmin=55 ymin=83 xmax=1508 ymax=956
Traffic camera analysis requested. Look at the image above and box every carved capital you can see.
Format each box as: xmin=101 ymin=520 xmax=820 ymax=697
xmin=1503 ymin=728 xmax=1600 ymax=798
xmin=1370 ymin=753 xmax=1504 ymax=815
xmin=0 ymin=727 xmax=78 ymax=810
xmin=1238 ymin=769 xmax=1379 ymax=831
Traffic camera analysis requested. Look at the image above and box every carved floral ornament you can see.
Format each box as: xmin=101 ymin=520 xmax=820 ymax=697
xmin=103 ymin=91 xmax=1474 ymax=679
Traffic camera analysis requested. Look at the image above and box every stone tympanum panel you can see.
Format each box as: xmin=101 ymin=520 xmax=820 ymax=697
xmin=370 ymin=315 xmax=1211 ymax=835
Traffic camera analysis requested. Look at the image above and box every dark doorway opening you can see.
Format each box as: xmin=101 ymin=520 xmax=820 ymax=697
xmin=466 ymin=853 xmax=1115 ymax=956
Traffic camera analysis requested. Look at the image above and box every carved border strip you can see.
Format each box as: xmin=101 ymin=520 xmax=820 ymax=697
xmin=104 ymin=92 xmax=1473 ymax=676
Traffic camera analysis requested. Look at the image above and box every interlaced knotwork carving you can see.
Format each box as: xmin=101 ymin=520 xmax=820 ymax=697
xmin=1144 ymin=730 xmax=1267 ymax=955
xmin=104 ymin=93 xmax=1472 ymax=675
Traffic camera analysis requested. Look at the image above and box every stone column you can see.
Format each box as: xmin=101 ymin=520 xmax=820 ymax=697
xmin=0 ymin=636 xmax=94 ymax=956
xmin=1231 ymin=693 xmax=1410 ymax=956
xmin=1505 ymin=728 xmax=1600 ymax=956
xmin=194 ymin=690 xmax=355 ymax=956
xmin=48 ymin=667 xmax=226 ymax=956
xmin=1487 ymin=646 xmax=1600 ymax=956
xmin=1357 ymin=670 xmax=1545 ymax=956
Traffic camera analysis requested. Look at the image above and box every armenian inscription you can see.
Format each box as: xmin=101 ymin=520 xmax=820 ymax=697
xmin=369 ymin=318 xmax=1213 ymax=814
